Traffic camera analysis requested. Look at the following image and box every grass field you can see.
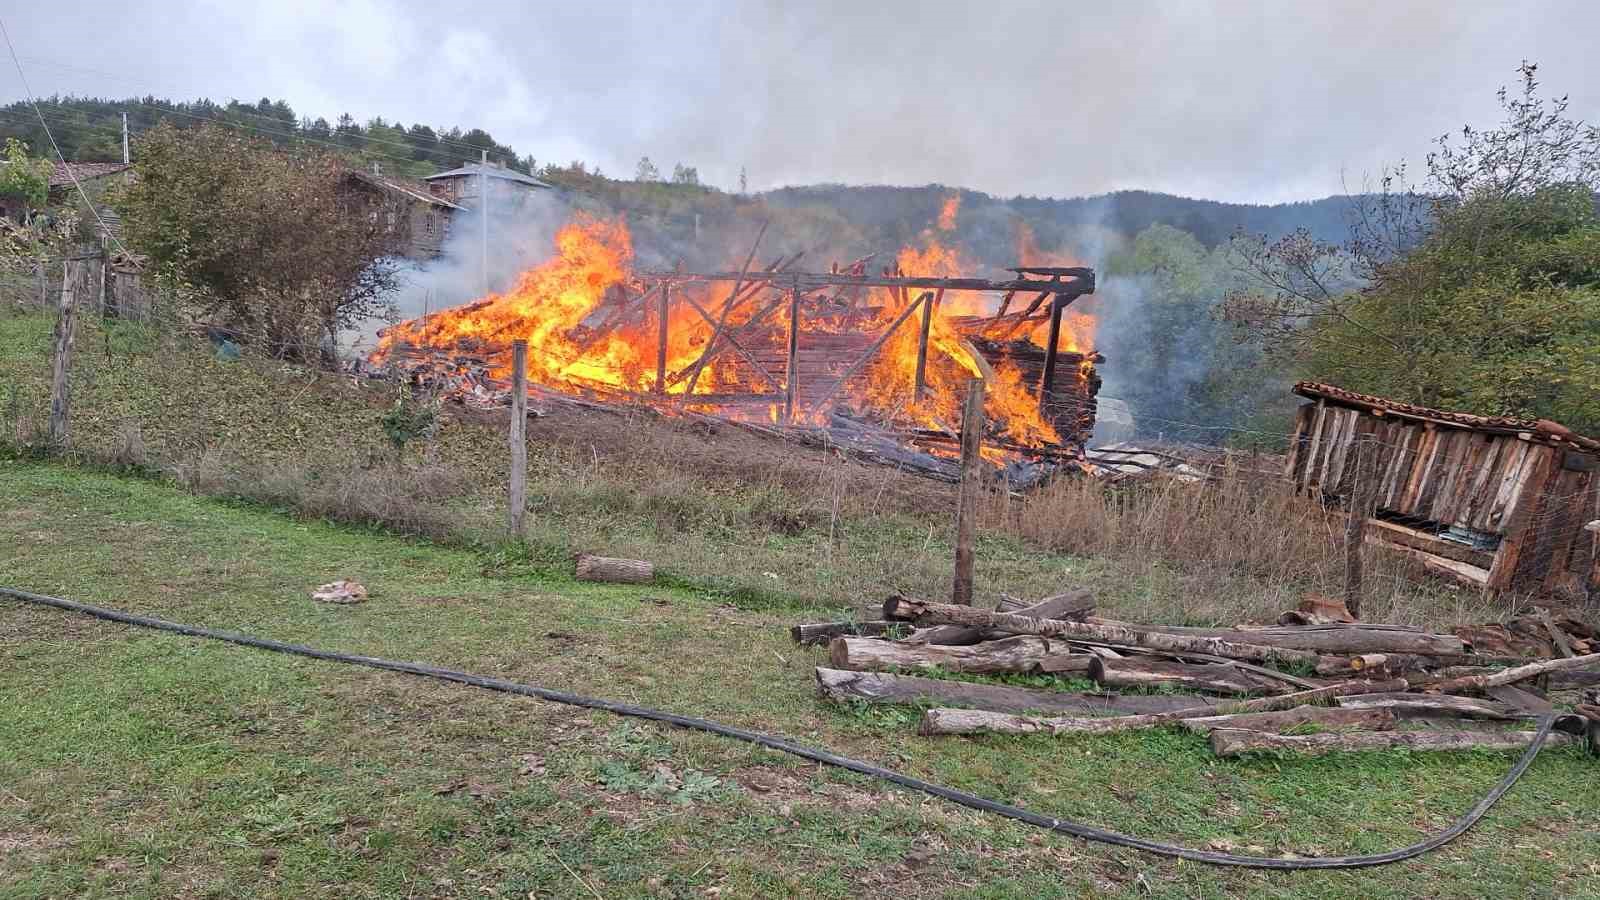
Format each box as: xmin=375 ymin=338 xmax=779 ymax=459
xmin=3 ymin=461 xmax=1599 ymax=899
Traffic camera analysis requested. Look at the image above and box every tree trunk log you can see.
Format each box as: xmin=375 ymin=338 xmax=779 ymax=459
xmin=917 ymin=678 xmax=1409 ymax=736
xmin=1088 ymin=656 xmax=1291 ymax=696
xmin=1176 ymin=705 xmax=1396 ymax=734
xmin=1083 ymin=617 xmax=1466 ymax=656
xmin=914 ymin=588 xmax=1094 ymax=646
xmin=1432 ymin=652 xmax=1600 ymax=694
xmin=1209 ymin=726 xmax=1571 ymax=758
xmin=791 ymin=620 xmax=899 ymax=646
xmin=828 ymin=635 xmax=1087 ymax=675
xmin=814 ymin=667 xmax=1217 ymax=716
xmin=884 ymin=596 xmax=1325 ymax=668
xmin=574 ymin=554 xmax=654 ymax=584
xmin=1334 ymin=693 xmax=1526 ymax=720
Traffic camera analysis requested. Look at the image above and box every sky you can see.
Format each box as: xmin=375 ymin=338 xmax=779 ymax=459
xmin=3 ymin=0 xmax=1598 ymax=203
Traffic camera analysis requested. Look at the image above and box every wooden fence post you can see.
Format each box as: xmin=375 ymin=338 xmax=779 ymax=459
xmin=1344 ymin=429 xmax=1377 ymax=617
xmin=47 ymin=270 xmax=78 ymax=449
xmin=508 ymin=340 xmax=529 ymax=537
xmin=952 ymin=377 xmax=986 ymax=605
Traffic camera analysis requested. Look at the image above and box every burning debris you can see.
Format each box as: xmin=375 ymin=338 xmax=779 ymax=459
xmin=369 ymin=214 xmax=1103 ymax=484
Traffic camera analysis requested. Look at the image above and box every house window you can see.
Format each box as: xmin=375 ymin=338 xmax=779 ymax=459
xmin=424 ymin=212 xmax=435 ymax=235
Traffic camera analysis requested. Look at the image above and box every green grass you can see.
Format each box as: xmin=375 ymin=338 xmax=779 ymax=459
xmin=3 ymin=461 xmax=1598 ymax=898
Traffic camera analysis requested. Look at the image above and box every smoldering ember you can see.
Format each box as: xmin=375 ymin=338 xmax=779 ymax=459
xmin=5 ymin=6 xmax=1600 ymax=897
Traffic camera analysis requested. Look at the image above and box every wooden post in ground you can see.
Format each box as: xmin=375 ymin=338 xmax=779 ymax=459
xmin=654 ymin=284 xmax=670 ymax=393
xmin=952 ymin=378 xmax=986 ymax=605
xmin=913 ymin=287 xmax=935 ymax=402
xmin=35 ymin=258 xmax=47 ymax=309
xmin=783 ymin=280 xmax=800 ymax=423
xmin=47 ymin=267 xmax=78 ymax=449
xmin=1344 ymin=429 xmax=1377 ymax=617
xmin=508 ymin=340 xmax=529 ymax=537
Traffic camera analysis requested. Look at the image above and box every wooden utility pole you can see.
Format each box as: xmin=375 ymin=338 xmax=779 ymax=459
xmin=508 ymin=341 xmax=529 ymax=537
xmin=952 ymin=378 xmax=986 ymax=605
xmin=1344 ymin=429 xmax=1377 ymax=618
xmin=480 ymin=149 xmax=489 ymax=298
xmin=47 ymin=268 xmax=78 ymax=448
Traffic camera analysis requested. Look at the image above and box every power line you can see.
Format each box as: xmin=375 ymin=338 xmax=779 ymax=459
xmin=0 ymin=16 xmax=127 ymax=256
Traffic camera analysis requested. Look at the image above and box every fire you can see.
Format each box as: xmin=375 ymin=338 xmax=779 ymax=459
xmin=850 ymin=236 xmax=1061 ymax=447
xmin=372 ymin=209 xmax=1091 ymax=462
xmin=1014 ymin=222 xmax=1096 ymax=354
xmin=937 ymin=193 xmax=960 ymax=232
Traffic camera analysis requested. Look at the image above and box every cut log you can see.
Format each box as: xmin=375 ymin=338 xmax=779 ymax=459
xmin=1209 ymin=726 xmax=1571 ymax=758
xmin=917 ymin=678 xmax=1409 ymax=736
xmin=884 ymin=596 xmax=1325 ymax=668
xmin=1334 ymin=693 xmax=1524 ymax=720
xmin=1433 ymin=652 xmax=1600 ymax=694
xmin=1081 ymin=617 xmax=1466 ymax=656
xmin=1176 ymin=705 xmax=1396 ymax=735
xmin=1088 ymin=657 xmax=1290 ymax=696
xmin=574 ymin=554 xmax=654 ymax=584
xmin=791 ymin=620 xmax=900 ymax=646
xmin=827 ymin=635 xmax=1088 ymax=675
xmin=915 ymin=588 xmax=1094 ymax=646
xmin=813 ymin=668 xmax=1217 ymax=716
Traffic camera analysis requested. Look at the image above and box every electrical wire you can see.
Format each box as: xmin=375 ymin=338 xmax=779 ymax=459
xmin=0 ymin=584 xmax=1561 ymax=871
xmin=0 ymin=17 xmax=128 ymax=256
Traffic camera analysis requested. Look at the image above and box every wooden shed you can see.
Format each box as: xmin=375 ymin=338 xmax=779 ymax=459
xmin=1286 ymin=382 xmax=1600 ymax=598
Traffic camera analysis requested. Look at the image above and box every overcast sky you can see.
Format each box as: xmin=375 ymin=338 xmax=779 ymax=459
xmin=4 ymin=1 xmax=1597 ymax=203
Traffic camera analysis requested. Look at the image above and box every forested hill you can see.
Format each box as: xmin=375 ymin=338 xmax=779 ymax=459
xmin=762 ymin=185 xmax=1356 ymax=250
xmin=6 ymin=95 xmax=1357 ymax=250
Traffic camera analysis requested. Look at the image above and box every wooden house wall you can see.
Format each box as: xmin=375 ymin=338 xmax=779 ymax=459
xmin=1289 ymin=401 xmax=1555 ymax=536
xmin=1289 ymin=399 xmax=1600 ymax=597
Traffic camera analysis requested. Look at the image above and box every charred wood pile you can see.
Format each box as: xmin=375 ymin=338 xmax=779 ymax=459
xmin=794 ymin=591 xmax=1600 ymax=756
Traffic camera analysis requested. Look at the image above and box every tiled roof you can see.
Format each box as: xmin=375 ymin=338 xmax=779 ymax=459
xmin=348 ymin=170 xmax=465 ymax=210
xmin=49 ymin=162 xmax=130 ymax=187
xmin=1293 ymin=381 xmax=1600 ymax=452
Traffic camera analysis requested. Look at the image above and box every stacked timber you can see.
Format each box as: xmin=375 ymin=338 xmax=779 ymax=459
xmin=793 ymin=590 xmax=1600 ymax=757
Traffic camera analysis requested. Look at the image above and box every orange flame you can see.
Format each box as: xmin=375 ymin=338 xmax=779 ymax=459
xmin=373 ymin=212 xmax=1090 ymax=455
xmin=937 ymin=193 xmax=960 ymax=232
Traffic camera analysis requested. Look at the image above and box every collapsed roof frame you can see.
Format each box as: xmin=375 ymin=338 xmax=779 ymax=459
xmin=616 ymin=264 xmax=1097 ymax=424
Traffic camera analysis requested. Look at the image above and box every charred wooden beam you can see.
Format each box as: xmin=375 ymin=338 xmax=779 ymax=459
xmin=640 ymin=270 xmax=1096 ymax=296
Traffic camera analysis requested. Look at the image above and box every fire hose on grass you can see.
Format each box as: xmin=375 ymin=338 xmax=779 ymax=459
xmin=0 ymin=584 xmax=1587 ymax=871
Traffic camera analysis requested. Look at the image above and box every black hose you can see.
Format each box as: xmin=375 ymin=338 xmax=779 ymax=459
xmin=0 ymin=585 xmax=1556 ymax=870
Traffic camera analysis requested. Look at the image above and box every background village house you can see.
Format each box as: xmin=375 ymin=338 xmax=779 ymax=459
xmin=1287 ymin=381 xmax=1600 ymax=599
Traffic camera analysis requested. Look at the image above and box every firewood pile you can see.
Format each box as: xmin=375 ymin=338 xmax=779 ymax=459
xmin=792 ymin=592 xmax=1600 ymax=756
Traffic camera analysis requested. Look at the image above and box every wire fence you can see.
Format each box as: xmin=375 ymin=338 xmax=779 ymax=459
xmin=8 ymin=282 xmax=1595 ymax=634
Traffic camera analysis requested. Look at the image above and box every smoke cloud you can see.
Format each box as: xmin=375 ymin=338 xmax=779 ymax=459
xmin=10 ymin=1 xmax=1599 ymax=203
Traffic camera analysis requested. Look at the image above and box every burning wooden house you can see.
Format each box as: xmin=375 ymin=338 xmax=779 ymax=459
xmin=1287 ymin=382 xmax=1600 ymax=597
xmin=372 ymin=216 xmax=1102 ymax=481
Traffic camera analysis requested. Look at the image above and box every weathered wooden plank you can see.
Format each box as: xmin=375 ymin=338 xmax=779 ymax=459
xmin=1485 ymin=440 xmax=1531 ymax=532
xmin=1400 ymin=426 xmax=1441 ymax=513
xmin=1303 ymin=399 xmax=1329 ymax=490
xmin=1488 ymin=445 xmax=1559 ymax=589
